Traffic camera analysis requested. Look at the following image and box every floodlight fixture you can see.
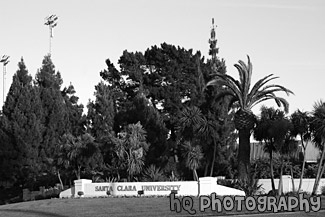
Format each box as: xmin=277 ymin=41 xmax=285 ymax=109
xmin=44 ymin=14 xmax=59 ymax=55
xmin=0 ymin=55 xmax=10 ymax=104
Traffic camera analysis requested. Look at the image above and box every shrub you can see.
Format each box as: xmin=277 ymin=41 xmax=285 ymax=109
xmin=233 ymin=178 xmax=263 ymax=196
xmin=218 ymin=178 xmax=263 ymax=196
xmin=141 ymin=165 xmax=166 ymax=182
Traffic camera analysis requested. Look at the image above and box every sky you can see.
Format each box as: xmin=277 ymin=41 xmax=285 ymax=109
xmin=0 ymin=0 xmax=324 ymax=115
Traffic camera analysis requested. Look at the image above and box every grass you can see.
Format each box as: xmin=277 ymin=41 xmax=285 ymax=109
xmin=0 ymin=196 xmax=324 ymax=217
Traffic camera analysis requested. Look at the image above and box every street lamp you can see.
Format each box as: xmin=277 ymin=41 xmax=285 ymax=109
xmin=44 ymin=15 xmax=58 ymax=55
xmin=0 ymin=55 xmax=10 ymax=104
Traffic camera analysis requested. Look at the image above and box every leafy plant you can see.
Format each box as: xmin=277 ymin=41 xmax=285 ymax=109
xmin=233 ymin=178 xmax=263 ymax=196
xmin=142 ymin=165 xmax=165 ymax=182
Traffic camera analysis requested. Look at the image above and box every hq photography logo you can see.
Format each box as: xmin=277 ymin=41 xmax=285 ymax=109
xmin=170 ymin=193 xmax=321 ymax=215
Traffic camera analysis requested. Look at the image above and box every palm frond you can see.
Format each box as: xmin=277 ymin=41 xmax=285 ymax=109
xmin=258 ymin=84 xmax=294 ymax=96
xmin=248 ymin=74 xmax=277 ymax=100
xmin=178 ymin=106 xmax=205 ymax=131
xmin=206 ymin=76 xmax=243 ymax=107
xmin=234 ymin=63 xmax=246 ymax=93
xmin=311 ymin=100 xmax=325 ymax=147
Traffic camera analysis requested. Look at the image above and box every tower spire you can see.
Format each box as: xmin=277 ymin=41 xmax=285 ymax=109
xmin=209 ymin=18 xmax=219 ymax=72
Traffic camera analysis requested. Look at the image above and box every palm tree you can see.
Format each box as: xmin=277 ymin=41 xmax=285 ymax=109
xmin=178 ymin=106 xmax=220 ymax=177
xmin=310 ymin=100 xmax=325 ymax=195
xmin=58 ymin=133 xmax=101 ymax=180
xmin=207 ymin=56 xmax=293 ymax=181
xmin=182 ymin=140 xmax=203 ymax=196
xmin=275 ymin=123 xmax=297 ymax=195
xmin=115 ymin=122 xmax=150 ymax=181
xmin=177 ymin=106 xmax=205 ymax=196
xmin=291 ymin=110 xmax=311 ymax=192
xmin=254 ymin=106 xmax=285 ymax=193
xmin=182 ymin=141 xmax=203 ymax=181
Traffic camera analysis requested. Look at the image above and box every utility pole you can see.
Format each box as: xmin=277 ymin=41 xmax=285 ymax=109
xmin=0 ymin=55 xmax=10 ymax=104
xmin=44 ymin=15 xmax=58 ymax=56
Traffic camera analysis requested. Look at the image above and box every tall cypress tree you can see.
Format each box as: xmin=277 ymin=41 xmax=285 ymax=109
xmin=62 ymin=84 xmax=85 ymax=136
xmin=0 ymin=58 xmax=43 ymax=185
xmin=35 ymin=55 xmax=68 ymax=172
xmin=87 ymin=81 xmax=116 ymax=168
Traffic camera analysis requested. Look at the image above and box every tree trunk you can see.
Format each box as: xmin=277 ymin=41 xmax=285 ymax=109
xmin=57 ymin=170 xmax=64 ymax=190
xmin=204 ymin=160 xmax=209 ymax=177
xmin=278 ymin=160 xmax=284 ymax=195
xmin=209 ymin=138 xmax=217 ymax=176
xmin=193 ymin=169 xmax=199 ymax=181
xmin=194 ymin=169 xmax=200 ymax=196
xmin=238 ymin=128 xmax=251 ymax=181
xmin=269 ymin=151 xmax=276 ymax=193
xmin=290 ymin=165 xmax=295 ymax=192
xmin=77 ymin=165 xmax=81 ymax=180
xmin=312 ymin=142 xmax=325 ymax=195
xmin=298 ymin=145 xmax=307 ymax=192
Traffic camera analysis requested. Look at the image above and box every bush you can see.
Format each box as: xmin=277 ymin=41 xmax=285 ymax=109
xmin=0 ymin=187 xmax=22 ymax=205
xmin=251 ymin=158 xmax=302 ymax=179
xmin=233 ymin=178 xmax=263 ymax=196
xmin=218 ymin=178 xmax=263 ymax=196
xmin=141 ymin=165 xmax=166 ymax=182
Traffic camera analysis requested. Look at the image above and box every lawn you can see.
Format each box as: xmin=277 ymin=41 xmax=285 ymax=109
xmin=0 ymin=196 xmax=325 ymax=217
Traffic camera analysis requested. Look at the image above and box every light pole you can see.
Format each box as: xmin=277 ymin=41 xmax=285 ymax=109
xmin=44 ymin=15 xmax=58 ymax=56
xmin=0 ymin=55 xmax=10 ymax=104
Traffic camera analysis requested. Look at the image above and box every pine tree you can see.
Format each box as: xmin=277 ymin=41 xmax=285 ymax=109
xmin=62 ymin=84 xmax=85 ymax=136
xmin=0 ymin=58 xmax=43 ymax=185
xmin=35 ymin=55 xmax=68 ymax=173
xmin=87 ymin=81 xmax=116 ymax=168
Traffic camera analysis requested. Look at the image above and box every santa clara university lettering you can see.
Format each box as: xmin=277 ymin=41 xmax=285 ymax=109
xmin=95 ymin=185 xmax=181 ymax=192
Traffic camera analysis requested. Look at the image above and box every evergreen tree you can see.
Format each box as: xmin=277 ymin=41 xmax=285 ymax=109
xmin=101 ymin=45 xmax=210 ymax=171
xmin=87 ymin=81 xmax=115 ymax=139
xmin=0 ymin=58 xmax=43 ymax=186
xmin=87 ymin=81 xmax=116 ymax=168
xmin=200 ymin=20 xmax=234 ymax=177
xmin=117 ymin=93 xmax=168 ymax=166
xmin=35 ymin=55 xmax=68 ymax=173
xmin=62 ymin=84 xmax=85 ymax=136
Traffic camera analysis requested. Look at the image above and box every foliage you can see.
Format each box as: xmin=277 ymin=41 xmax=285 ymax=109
xmin=0 ymin=58 xmax=43 ymax=186
xmin=62 ymin=84 xmax=85 ymax=136
xmin=251 ymin=158 xmax=302 ymax=179
xmin=34 ymin=55 xmax=69 ymax=174
xmin=233 ymin=177 xmax=263 ymax=196
xmin=0 ymin=27 xmax=301 ymax=193
xmin=217 ymin=175 xmax=264 ymax=196
xmin=114 ymin=122 xmax=150 ymax=181
xmin=58 ymin=133 xmax=103 ymax=180
xmin=86 ymin=81 xmax=117 ymax=172
xmin=116 ymin=93 xmax=168 ymax=167
xmin=290 ymin=110 xmax=311 ymax=192
xmin=181 ymin=141 xmax=203 ymax=181
xmin=141 ymin=165 xmax=165 ymax=182
xmin=253 ymin=106 xmax=297 ymax=194
xmin=310 ymin=100 xmax=325 ymax=194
